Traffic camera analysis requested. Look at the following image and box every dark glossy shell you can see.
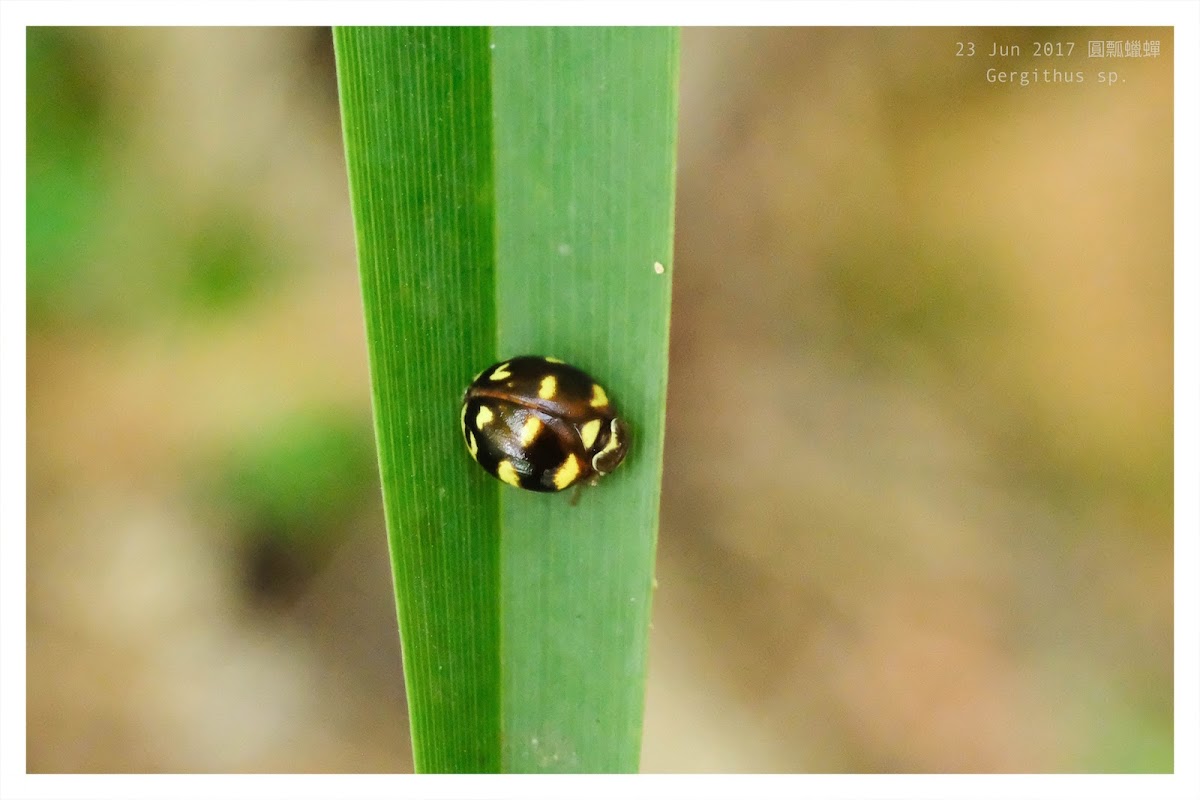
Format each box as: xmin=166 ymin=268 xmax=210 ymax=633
xmin=461 ymin=356 xmax=631 ymax=492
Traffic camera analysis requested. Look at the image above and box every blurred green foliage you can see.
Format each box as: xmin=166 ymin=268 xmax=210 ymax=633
xmin=176 ymin=212 xmax=278 ymax=316
xmin=1078 ymin=680 xmax=1173 ymax=772
xmin=26 ymin=28 xmax=110 ymax=325
xmin=193 ymin=410 xmax=379 ymax=606
xmin=209 ymin=411 xmax=379 ymax=547
xmin=27 ymin=29 xmax=277 ymax=330
xmin=820 ymin=230 xmax=1008 ymax=374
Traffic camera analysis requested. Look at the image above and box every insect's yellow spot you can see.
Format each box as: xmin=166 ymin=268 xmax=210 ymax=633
xmin=496 ymin=460 xmax=521 ymax=487
xmin=466 ymin=430 xmax=479 ymax=458
xmin=475 ymin=405 xmax=495 ymax=429
xmin=544 ymin=356 xmax=564 ymax=364
xmin=460 ymin=404 xmax=469 ymax=434
xmin=489 ymin=363 xmax=512 ymax=381
xmin=579 ymin=418 xmax=602 ymax=450
xmin=538 ymin=375 xmax=558 ymax=399
xmin=590 ymin=384 xmax=609 ymax=408
xmin=552 ymin=454 xmax=583 ymax=490
xmin=520 ymin=415 xmax=543 ymax=447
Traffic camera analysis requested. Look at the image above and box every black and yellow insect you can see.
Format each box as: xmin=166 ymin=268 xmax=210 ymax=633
xmin=461 ymin=355 xmax=631 ymax=493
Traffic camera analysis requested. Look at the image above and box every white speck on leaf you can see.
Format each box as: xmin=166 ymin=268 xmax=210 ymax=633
xmin=558 ymin=243 xmax=572 ymax=256
xmin=654 ymin=261 xmax=665 ymax=274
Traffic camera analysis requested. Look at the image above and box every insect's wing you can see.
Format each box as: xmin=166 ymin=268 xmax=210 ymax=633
xmin=477 ymin=356 xmax=610 ymax=423
xmin=462 ymin=398 xmax=588 ymax=492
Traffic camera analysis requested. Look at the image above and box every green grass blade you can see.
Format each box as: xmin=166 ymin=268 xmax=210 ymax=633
xmin=333 ymin=26 xmax=501 ymax=774
xmin=334 ymin=25 xmax=678 ymax=774
xmin=492 ymin=28 xmax=679 ymax=773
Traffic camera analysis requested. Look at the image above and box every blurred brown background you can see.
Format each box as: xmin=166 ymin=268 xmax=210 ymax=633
xmin=26 ymin=27 xmax=1173 ymax=772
